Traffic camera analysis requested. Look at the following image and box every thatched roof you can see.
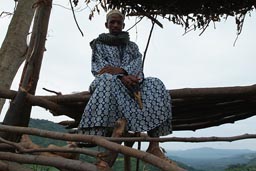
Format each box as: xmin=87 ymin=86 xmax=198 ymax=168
xmin=81 ymin=0 xmax=256 ymax=31
xmin=107 ymin=0 xmax=255 ymax=16
xmin=171 ymin=85 xmax=256 ymax=131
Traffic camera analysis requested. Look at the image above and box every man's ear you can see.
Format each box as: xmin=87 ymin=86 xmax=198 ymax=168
xmin=105 ymin=22 xmax=108 ymax=29
xmin=122 ymin=23 xmax=125 ymax=29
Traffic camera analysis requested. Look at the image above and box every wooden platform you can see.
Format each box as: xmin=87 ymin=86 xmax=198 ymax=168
xmin=34 ymin=84 xmax=256 ymax=131
xmin=1 ymin=84 xmax=256 ymax=131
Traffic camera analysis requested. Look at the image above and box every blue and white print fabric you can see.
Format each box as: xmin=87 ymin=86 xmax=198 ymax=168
xmin=79 ymin=41 xmax=172 ymax=137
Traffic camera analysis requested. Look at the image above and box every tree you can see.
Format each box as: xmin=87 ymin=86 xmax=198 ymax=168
xmin=0 ymin=0 xmax=52 ymax=142
xmin=0 ymin=0 xmax=36 ymax=113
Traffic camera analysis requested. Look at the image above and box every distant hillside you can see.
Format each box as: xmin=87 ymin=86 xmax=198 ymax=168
xmin=167 ymin=148 xmax=256 ymax=171
xmin=28 ymin=119 xmax=256 ymax=171
xmin=28 ymin=118 xmax=68 ymax=147
xmin=168 ymin=147 xmax=254 ymax=159
xmin=29 ymin=118 xmax=67 ymax=133
xmin=225 ymin=156 xmax=256 ymax=171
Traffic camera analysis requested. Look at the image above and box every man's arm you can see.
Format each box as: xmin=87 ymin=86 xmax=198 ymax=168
xmin=98 ymin=66 xmax=127 ymax=75
xmin=121 ymin=42 xmax=144 ymax=79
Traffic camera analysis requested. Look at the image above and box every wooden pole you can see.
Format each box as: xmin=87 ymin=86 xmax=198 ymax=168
xmin=0 ymin=0 xmax=53 ymax=142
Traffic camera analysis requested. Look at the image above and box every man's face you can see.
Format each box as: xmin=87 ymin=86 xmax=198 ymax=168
xmin=105 ymin=14 xmax=124 ymax=35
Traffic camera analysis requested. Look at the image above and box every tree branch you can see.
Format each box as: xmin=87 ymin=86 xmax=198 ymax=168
xmin=0 ymin=152 xmax=98 ymax=171
xmin=0 ymin=160 xmax=33 ymax=171
xmin=0 ymin=125 xmax=184 ymax=171
xmin=108 ymin=133 xmax=256 ymax=143
xmin=0 ymin=136 xmax=99 ymax=158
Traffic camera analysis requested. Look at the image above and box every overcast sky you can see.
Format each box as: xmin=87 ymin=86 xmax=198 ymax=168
xmin=1 ymin=0 xmax=256 ymax=151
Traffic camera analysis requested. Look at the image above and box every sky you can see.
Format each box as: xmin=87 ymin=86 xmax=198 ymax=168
xmin=1 ymin=0 xmax=256 ymax=151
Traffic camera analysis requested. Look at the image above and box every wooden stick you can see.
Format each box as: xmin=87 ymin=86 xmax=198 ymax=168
xmin=0 ymin=125 xmax=185 ymax=171
xmin=0 ymin=152 xmax=98 ymax=171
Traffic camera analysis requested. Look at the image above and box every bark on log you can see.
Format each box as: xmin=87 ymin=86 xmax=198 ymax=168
xmin=0 ymin=135 xmax=98 ymax=160
xmin=0 ymin=161 xmax=33 ymax=171
xmin=0 ymin=152 xmax=99 ymax=171
xmin=170 ymin=84 xmax=256 ymax=98
xmin=0 ymin=0 xmax=37 ymax=113
xmin=107 ymin=133 xmax=256 ymax=143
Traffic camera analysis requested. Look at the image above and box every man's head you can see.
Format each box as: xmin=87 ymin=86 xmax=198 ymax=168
xmin=105 ymin=10 xmax=125 ymax=35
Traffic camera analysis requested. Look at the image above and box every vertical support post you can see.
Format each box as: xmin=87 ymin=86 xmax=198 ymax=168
xmin=124 ymin=141 xmax=134 ymax=171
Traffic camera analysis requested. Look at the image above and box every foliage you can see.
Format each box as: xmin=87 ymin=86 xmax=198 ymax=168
xmin=24 ymin=164 xmax=59 ymax=171
xmin=225 ymin=157 xmax=256 ymax=171
xmin=225 ymin=164 xmax=256 ymax=171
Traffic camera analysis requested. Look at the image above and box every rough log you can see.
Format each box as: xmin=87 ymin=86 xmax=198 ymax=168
xmin=0 ymin=152 xmax=99 ymax=171
xmin=0 ymin=161 xmax=33 ymax=171
xmin=108 ymin=133 xmax=256 ymax=143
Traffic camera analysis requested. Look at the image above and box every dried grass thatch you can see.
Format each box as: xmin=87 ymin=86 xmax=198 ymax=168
xmin=76 ymin=0 xmax=256 ymax=33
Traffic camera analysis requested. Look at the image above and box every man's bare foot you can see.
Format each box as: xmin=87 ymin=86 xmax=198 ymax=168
xmin=96 ymin=160 xmax=111 ymax=171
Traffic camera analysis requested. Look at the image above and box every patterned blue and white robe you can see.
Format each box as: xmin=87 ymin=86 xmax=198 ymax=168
xmin=79 ymin=41 xmax=172 ymax=137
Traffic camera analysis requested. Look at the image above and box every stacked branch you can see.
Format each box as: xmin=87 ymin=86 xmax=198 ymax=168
xmin=1 ymin=125 xmax=256 ymax=170
xmin=1 ymin=84 xmax=256 ymax=131
xmin=171 ymin=85 xmax=256 ymax=130
xmin=0 ymin=125 xmax=185 ymax=171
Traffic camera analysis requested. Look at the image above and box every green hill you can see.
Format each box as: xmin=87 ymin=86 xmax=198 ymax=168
xmin=28 ymin=118 xmax=256 ymax=171
xmin=168 ymin=147 xmax=254 ymax=159
xmin=28 ymin=118 xmax=68 ymax=147
xmin=225 ymin=156 xmax=256 ymax=171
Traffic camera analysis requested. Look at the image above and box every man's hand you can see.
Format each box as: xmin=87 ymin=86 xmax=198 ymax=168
xmin=99 ymin=66 xmax=126 ymax=75
xmin=120 ymin=75 xmax=140 ymax=89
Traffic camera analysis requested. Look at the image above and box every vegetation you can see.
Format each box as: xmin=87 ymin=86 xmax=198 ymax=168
xmin=225 ymin=157 xmax=256 ymax=171
xmin=225 ymin=164 xmax=256 ymax=171
xmin=25 ymin=164 xmax=59 ymax=171
xmin=29 ymin=118 xmax=68 ymax=147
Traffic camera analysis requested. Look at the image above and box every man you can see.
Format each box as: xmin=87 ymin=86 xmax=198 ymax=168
xmin=79 ymin=9 xmax=172 ymax=163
